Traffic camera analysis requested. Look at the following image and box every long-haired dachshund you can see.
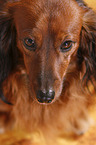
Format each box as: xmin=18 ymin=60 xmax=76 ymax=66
xmin=0 ymin=0 xmax=96 ymax=141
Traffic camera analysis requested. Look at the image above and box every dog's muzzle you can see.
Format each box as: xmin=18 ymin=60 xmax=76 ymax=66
xmin=36 ymin=89 xmax=55 ymax=103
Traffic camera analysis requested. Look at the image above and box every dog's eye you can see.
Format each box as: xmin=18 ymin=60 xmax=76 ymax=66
xmin=24 ymin=38 xmax=36 ymax=51
xmin=60 ymin=41 xmax=73 ymax=52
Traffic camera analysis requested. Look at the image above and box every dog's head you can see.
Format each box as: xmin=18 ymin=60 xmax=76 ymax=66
xmin=0 ymin=0 xmax=96 ymax=104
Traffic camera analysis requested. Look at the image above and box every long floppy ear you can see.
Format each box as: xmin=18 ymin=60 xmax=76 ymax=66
xmin=0 ymin=10 xmax=18 ymax=103
xmin=76 ymin=0 xmax=96 ymax=87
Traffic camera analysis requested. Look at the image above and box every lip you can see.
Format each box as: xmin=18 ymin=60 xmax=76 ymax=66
xmin=37 ymin=97 xmax=53 ymax=103
xmin=36 ymin=100 xmax=54 ymax=105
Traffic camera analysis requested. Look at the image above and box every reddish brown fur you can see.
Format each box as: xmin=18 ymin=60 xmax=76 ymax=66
xmin=0 ymin=0 xmax=96 ymax=143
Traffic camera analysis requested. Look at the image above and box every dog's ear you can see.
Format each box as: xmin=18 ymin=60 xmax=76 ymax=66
xmin=0 ymin=10 xmax=18 ymax=103
xmin=76 ymin=1 xmax=96 ymax=86
xmin=0 ymin=12 xmax=17 ymax=84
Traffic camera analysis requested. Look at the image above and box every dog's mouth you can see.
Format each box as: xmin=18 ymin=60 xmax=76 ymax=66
xmin=31 ymin=78 xmax=64 ymax=105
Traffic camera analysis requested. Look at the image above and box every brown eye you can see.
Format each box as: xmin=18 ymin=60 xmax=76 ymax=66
xmin=24 ymin=38 xmax=36 ymax=51
xmin=60 ymin=41 xmax=73 ymax=52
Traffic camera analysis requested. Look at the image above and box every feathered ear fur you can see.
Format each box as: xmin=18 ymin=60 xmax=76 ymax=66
xmin=0 ymin=10 xmax=18 ymax=103
xmin=76 ymin=0 xmax=96 ymax=87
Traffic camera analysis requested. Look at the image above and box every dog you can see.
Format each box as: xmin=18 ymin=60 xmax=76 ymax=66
xmin=0 ymin=0 xmax=96 ymax=141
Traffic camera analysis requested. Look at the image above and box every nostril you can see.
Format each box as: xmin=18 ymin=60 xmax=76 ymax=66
xmin=36 ymin=90 xmax=55 ymax=103
xmin=46 ymin=90 xmax=55 ymax=100
xmin=37 ymin=90 xmax=44 ymax=99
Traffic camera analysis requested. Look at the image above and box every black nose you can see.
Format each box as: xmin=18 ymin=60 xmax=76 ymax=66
xmin=36 ymin=90 xmax=55 ymax=103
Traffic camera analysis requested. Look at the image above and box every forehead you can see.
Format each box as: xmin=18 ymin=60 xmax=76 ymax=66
xmin=14 ymin=0 xmax=83 ymax=37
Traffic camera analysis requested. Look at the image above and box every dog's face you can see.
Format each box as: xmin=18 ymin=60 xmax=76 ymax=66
xmin=12 ymin=0 xmax=83 ymax=103
xmin=0 ymin=0 xmax=96 ymax=105
xmin=13 ymin=0 xmax=83 ymax=103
